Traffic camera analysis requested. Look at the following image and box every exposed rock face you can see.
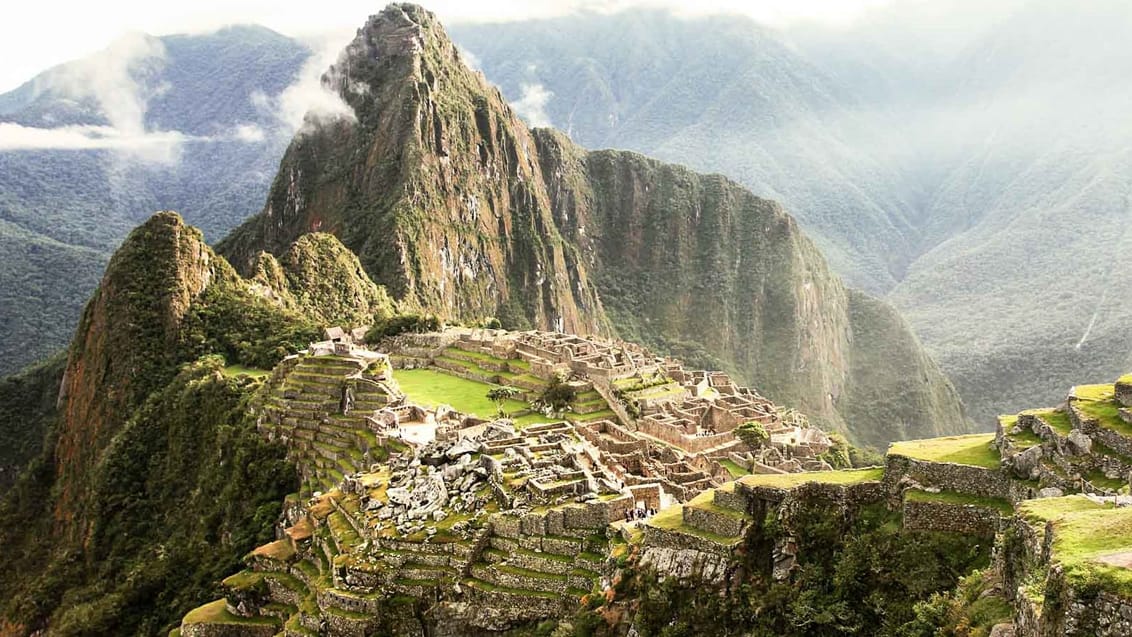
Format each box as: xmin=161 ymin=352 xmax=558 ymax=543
xmin=219 ymin=3 xmax=968 ymax=445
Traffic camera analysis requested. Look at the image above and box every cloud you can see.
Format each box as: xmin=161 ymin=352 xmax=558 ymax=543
xmin=231 ymin=123 xmax=266 ymax=142
xmin=0 ymin=122 xmax=269 ymax=162
xmin=512 ymin=83 xmax=553 ymax=128
xmin=0 ymin=30 xmax=275 ymax=161
xmin=36 ymin=31 xmax=167 ymax=137
xmin=256 ymin=32 xmax=358 ymax=134
xmin=457 ymin=46 xmax=482 ymax=71
xmin=2 ymin=32 xmax=189 ymax=161
xmin=0 ymin=123 xmax=186 ymax=162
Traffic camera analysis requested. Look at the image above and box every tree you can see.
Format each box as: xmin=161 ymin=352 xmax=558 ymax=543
xmin=534 ymin=374 xmax=577 ymax=415
xmin=735 ymin=420 xmax=769 ymax=449
xmin=486 ymin=385 xmax=522 ymax=417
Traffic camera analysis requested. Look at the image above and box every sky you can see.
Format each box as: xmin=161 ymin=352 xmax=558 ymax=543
xmin=0 ymin=0 xmax=898 ymax=93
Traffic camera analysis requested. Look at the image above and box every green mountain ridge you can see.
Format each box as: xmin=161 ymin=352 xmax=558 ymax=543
xmin=0 ymin=210 xmax=400 ymax=633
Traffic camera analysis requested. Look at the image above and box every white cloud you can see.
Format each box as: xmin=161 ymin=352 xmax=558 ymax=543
xmin=35 ymin=32 xmax=167 ymax=137
xmin=0 ymin=121 xmax=271 ymax=162
xmin=232 ymin=123 xmax=266 ymax=142
xmin=458 ymin=46 xmax=482 ymax=71
xmin=1 ymin=32 xmax=190 ymax=161
xmin=0 ymin=123 xmax=187 ymax=162
xmin=253 ymin=31 xmax=357 ymax=134
xmin=512 ymin=83 xmax=553 ymax=128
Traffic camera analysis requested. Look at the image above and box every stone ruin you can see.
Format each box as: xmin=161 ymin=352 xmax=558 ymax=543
xmin=377 ymin=327 xmax=837 ymax=502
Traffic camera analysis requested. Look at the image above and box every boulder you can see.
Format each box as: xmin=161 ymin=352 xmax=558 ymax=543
xmin=446 ymin=438 xmax=480 ymax=459
xmin=387 ymin=487 xmax=412 ymax=506
xmin=1068 ymin=429 xmax=1093 ymax=455
xmin=1009 ymin=445 xmax=1043 ymax=480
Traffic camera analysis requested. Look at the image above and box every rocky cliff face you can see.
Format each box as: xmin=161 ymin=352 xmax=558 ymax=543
xmin=535 ymin=131 xmax=968 ymax=443
xmin=222 ymin=2 xmax=966 ymax=446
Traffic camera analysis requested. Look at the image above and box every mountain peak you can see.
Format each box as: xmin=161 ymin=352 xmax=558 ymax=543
xmin=355 ymin=3 xmax=439 ymax=57
xmin=327 ymin=2 xmax=484 ymax=124
xmin=221 ymin=1 xmax=607 ymax=335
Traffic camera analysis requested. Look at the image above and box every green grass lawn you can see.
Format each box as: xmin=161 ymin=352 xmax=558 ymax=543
xmin=888 ymin=433 xmax=1000 ymax=468
xmin=1018 ymin=496 xmax=1132 ymax=597
xmin=393 ymin=368 xmax=553 ymax=426
xmin=1085 ymin=469 xmax=1128 ymax=491
xmin=1006 ymin=426 xmax=1043 ymax=449
xmin=1075 ymin=398 xmax=1132 ymax=438
xmin=1019 ymin=495 xmax=1110 ymax=523
xmin=720 ymin=459 xmax=748 ymax=478
xmin=182 ymin=599 xmax=279 ymax=626
xmin=738 ymin=467 xmax=883 ymax=489
xmin=647 ymin=504 xmax=744 ymax=544
xmin=1027 ymin=408 xmax=1073 ymax=436
xmin=1072 ymin=383 xmax=1115 ymax=402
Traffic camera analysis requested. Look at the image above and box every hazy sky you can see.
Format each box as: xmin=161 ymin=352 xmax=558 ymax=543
xmin=0 ymin=0 xmax=898 ymax=92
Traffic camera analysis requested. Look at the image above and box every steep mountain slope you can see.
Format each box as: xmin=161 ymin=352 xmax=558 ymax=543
xmin=221 ymin=3 xmax=968 ymax=446
xmin=449 ymin=2 xmax=1132 ymax=424
xmin=219 ymin=7 xmax=608 ymax=337
xmin=884 ymin=1 xmax=1132 ymax=422
xmin=0 ymin=211 xmax=395 ymax=633
xmin=0 ymin=25 xmax=310 ymax=376
xmin=0 ymin=353 xmax=64 ymax=488
xmin=449 ymin=11 xmax=914 ymax=294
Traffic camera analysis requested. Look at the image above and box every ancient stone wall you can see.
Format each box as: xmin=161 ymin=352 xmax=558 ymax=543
xmin=1072 ymin=404 xmax=1132 ymax=458
xmin=901 ymin=499 xmax=1001 ymax=536
xmin=636 ymin=417 xmax=733 ymax=453
xmin=1063 ymin=590 xmax=1132 ymax=636
xmin=883 ymin=455 xmax=1011 ymax=500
